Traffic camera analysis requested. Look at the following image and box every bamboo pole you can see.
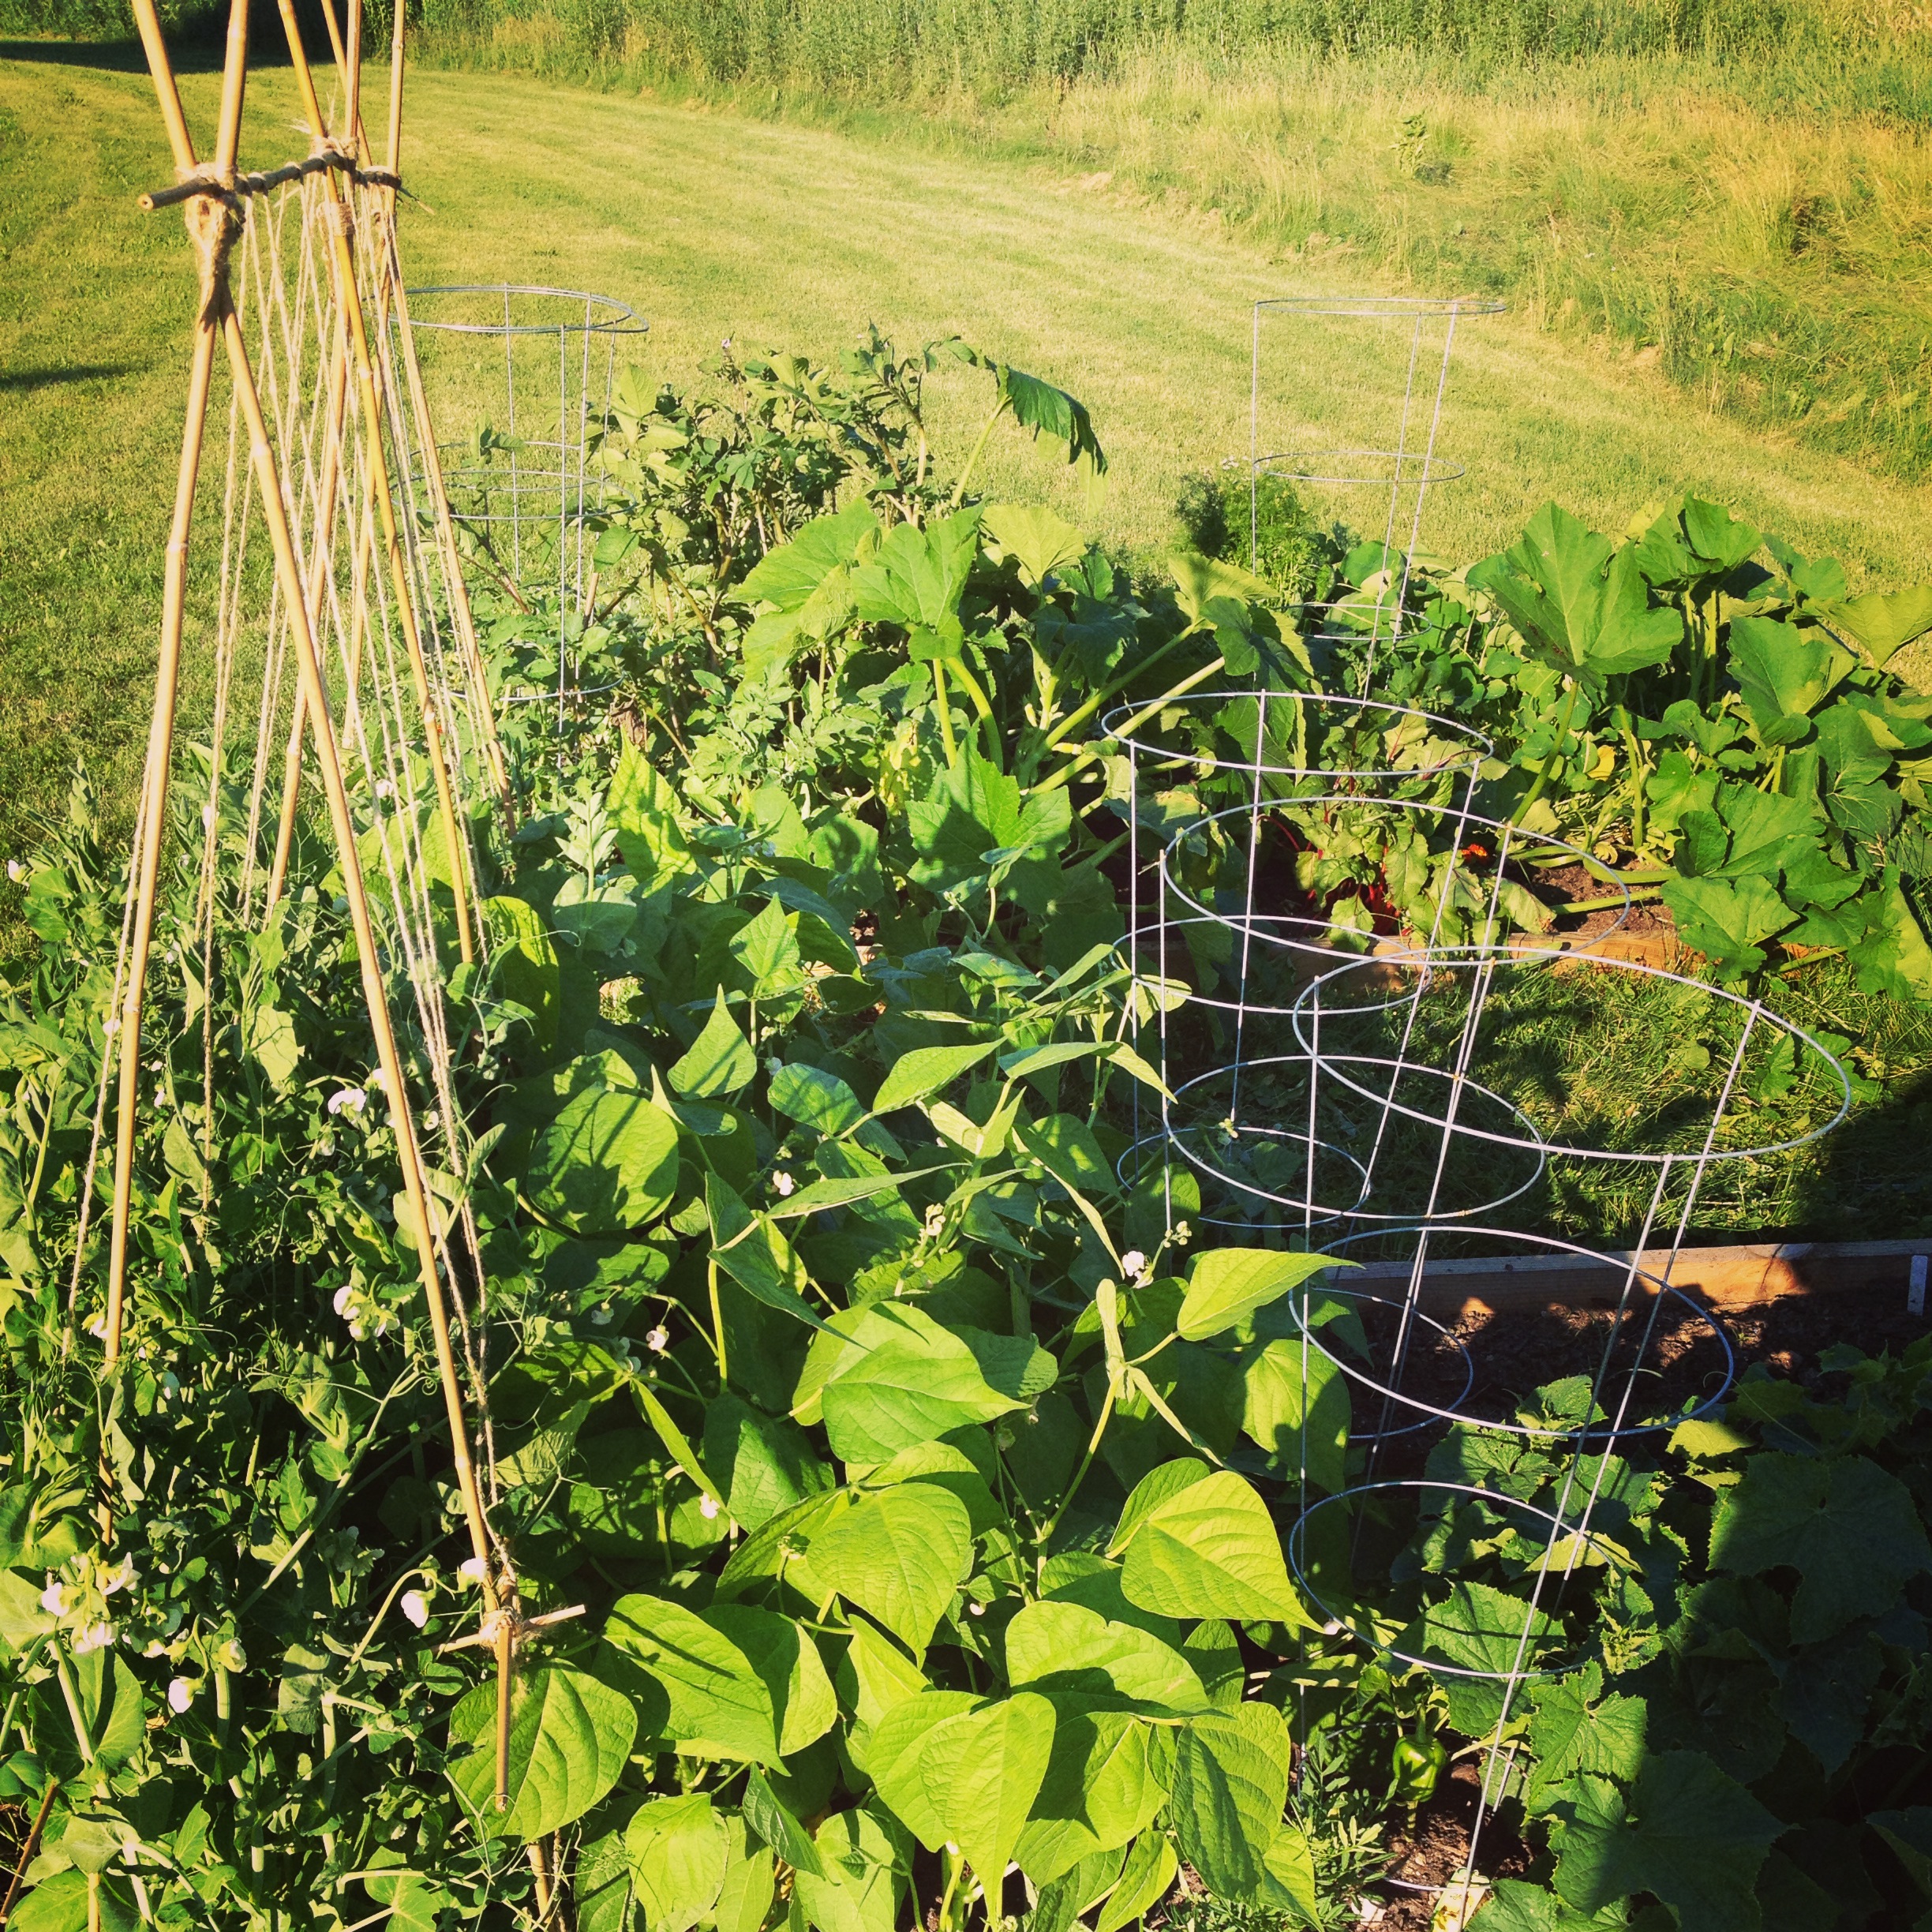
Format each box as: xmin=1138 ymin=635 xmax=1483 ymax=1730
xmin=386 ymin=0 xmax=406 ymax=181
xmin=107 ymin=0 xmax=249 ymax=1368
xmin=271 ymin=0 xmax=476 ymax=965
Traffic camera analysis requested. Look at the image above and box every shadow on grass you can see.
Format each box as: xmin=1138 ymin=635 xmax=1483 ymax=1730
xmin=0 ymin=363 xmax=138 ymax=391
xmin=0 ymin=0 xmax=352 ymax=74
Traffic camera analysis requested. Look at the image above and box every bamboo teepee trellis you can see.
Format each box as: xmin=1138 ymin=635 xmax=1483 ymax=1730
xmin=110 ymin=0 xmax=540 ymax=1813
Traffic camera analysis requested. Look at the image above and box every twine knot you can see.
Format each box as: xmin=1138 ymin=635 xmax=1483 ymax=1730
xmin=176 ymin=166 xmax=242 ymax=313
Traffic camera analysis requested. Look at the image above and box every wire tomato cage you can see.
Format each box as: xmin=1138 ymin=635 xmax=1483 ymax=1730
xmin=403 ymin=284 xmax=649 ymax=719
xmin=1103 ymin=680 xmax=1852 ymax=1904
xmin=1249 ymin=294 xmax=1504 ymax=688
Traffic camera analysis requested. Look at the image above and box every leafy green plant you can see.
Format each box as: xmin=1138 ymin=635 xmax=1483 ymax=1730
xmin=1375 ymin=1342 xmax=1932 ymax=1932
xmin=6 ymin=324 xmax=1932 ymax=1932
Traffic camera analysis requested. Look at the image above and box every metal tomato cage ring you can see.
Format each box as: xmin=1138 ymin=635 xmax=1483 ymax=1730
xmin=406 ymin=284 xmax=649 ymax=715
xmin=1307 ymin=1227 xmax=1742 ymax=1444
xmin=1137 ymin=788 xmax=1629 ymax=1236
xmin=1163 ymin=1053 xmax=1548 ymax=1229
xmin=1290 ymin=1284 xmax=1478 ymax=1443
xmin=1291 ymin=945 xmax=1854 ymax=1168
xmin=1247 ymin=294 xmax=1505 ymax=683
xmin=1284 ymin=1477 xmax=1617 ymax=1682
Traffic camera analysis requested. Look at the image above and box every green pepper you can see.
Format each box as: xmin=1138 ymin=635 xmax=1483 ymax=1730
xmin=1391 ymin=1728 xmax=1447 ymax=1807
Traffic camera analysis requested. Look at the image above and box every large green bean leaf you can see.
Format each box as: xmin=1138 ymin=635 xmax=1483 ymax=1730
xmin=1003 ymin=1600 xmax=1210 ymax=1714
xmin=1167 ymin=1703 xmax=1292 ymax=1900
xmin=447 ymin=1665 xmax=636 ymax=1841
xmin=1177 ymin=1248 xmax=1340 ymax=1342
xmin=870 ymin=1690 xmax=1057 ymax=1888
xmin=807 ymin=1481 xmax=972 ymax=1655
xmin=599 ymin=1593 xmax=780 ymax=1764
xmin=525 ymin=1084 xmax=679 ymax=1234
xmin=625 ymin=1794 xmax=728 ymax=1932
xmin=1117 ymin=1470 xmax=1310 ymax=1626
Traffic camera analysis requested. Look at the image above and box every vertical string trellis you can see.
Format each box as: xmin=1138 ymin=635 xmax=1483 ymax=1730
xmin=103 ymin=0 xmax=553 ymax=1815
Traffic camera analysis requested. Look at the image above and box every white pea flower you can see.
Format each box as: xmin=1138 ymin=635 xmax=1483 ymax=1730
xmin=699 ymin=1495 xmax=720 ymax=1520
xmin=4 ymin=859 xmax=24 ymax=883
xmin=200 ymin=805 xmax=215 ymax=832
xmin=333 ymin=1285 xmax=355 ymax=1317
xmin=73 ymin=1621 xmax=115 ymax=1655
xmin=400 ymin=1589 xmax=429 ymax=1629
xmin=645 ymin=1326 xmax=668 ymax=1354
xmin=327 ymin=1087 xmax=366 ymax=1117
xmin=39 ymin=1580 xmax=69 ymax=1618
xmin=103 ymin=1556 xmax=137 ymax=1596
xmin=375 ymin=777 xmax=395 ymax=801
xmin=217 ymin=1638 xmax=247 ymax=1672
xmin=167 ymin=1676 xmax=193 ymax=1714
xmin=84 ymin=1312 xmax=107 ymax=1340
xmin=458 ymin=1556 xmax=489 ymax=1588
xmin=771 ymin=1170 xmax=796 ymax=1198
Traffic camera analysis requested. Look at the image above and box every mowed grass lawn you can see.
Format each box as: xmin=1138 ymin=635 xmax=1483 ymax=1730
xmin=5 ymin=46 xmax=1932 ymax=862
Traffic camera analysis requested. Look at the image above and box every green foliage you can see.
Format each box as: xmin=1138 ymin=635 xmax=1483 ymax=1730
xmin=5 ymin=328 xmax=1930 ymax=1932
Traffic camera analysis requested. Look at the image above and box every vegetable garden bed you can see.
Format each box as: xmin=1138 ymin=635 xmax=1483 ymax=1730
xmin=2 ymin=318 xmax=1930 ymax=1932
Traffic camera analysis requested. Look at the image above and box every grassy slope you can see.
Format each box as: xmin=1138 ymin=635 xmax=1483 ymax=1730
xmin=5 ymin=50 xmax=1932 ymax=868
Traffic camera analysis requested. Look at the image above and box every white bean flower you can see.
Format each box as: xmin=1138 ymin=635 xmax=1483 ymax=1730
xmin=645 ymin=1326 xmax=669 ymax=1354
xmin=1119 ymin=1249 xmax=1150 ymax=1283
xmin=84 ymin=1312 xmax=107 ymax=1340
xmin=375 ymin=777 xmax=396 ymax=801
xmin=771 ymin=1170 xmax=796 ymax=1198
xmin=167 ymin=1677 xmax=194 ymax=1714
xmin=699 ymin=1495 xmax=720 ymax=1520
xmin=200 ymin=805 xmax=216 ymax=832
xmin=400 ymin=1589 xmax=429 ymax=1630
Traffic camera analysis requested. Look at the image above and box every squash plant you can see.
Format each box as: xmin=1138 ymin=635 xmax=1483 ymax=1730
xmin=1414 ymin=1342 xmax=1932 ymax=1932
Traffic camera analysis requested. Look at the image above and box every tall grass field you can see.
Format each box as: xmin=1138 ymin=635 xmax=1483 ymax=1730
xmin=380 ymin=0 xmax=1932 ymax=492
